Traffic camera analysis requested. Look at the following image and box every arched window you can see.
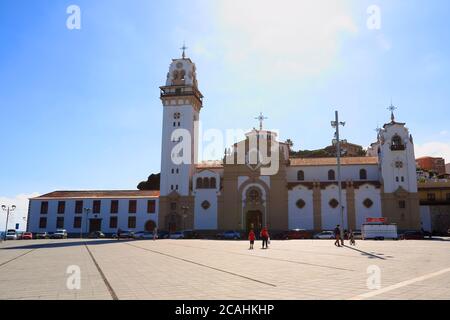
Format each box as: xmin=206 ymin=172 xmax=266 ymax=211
xmin=297 ymin=170 xmax=305 ymax=181
xmin=391 ymin=134 xmax=405 ymax=151
xmin=360 ymin=169 xmax=367 ymax=180
xmin=203 ymin=177 xmax=210 ymax=189
xmin=196 ymin=177 xmax=203 ymax=189
xmin=210 ymin=177 xmax=217 ymax=189
xmin=248 ymin=189 xmax=261 ymax=202
xmin=328 ymin=170 xmax=336 ymax=181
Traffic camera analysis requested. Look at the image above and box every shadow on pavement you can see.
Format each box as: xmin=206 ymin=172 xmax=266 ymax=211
xmin=1 ymin=239 xmax=134 ymax=250
xmin=342 ymin=245 xmax=387 ymax=260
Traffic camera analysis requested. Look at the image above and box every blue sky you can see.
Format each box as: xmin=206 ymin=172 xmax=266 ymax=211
xmin=1 ymin=0 xmax=450 ymax=224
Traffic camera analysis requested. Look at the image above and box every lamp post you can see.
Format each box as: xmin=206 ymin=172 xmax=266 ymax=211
xmin=181 ymin=206 xmax=189 ymax=231
xmin=83 ymin=208 xmax=91 ymax=239
xmin=331 ymin=111 xmax=346 ymax=244
xmin=2 ymin=205 xmax=16 ymax=241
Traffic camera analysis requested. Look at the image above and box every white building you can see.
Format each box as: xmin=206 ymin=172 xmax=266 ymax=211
xmin=27 ymin=52 xmax=422 ymax=236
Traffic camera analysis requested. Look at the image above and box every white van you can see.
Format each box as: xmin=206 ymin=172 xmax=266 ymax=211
xmin=362 ymin=224 xmax=398 ymax=240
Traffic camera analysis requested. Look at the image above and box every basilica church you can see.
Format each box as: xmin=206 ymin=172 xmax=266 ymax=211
xmin=27 ymin=52 xmax=421 ymax=236
xmin=157 ymin=52 xmax=421 ymax=233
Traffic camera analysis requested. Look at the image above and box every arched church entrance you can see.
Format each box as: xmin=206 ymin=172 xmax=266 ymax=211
xmin=246 ymin=210 xmax=263 ymax=232
xmin=165 ymin=213 xmax=181 ymax=233
xmin=144 ymin=220 xmax=156 ymax=232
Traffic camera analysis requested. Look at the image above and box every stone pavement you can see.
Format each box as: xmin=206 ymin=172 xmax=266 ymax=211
xmin=0 ymin=238 xmax=449 ymax=300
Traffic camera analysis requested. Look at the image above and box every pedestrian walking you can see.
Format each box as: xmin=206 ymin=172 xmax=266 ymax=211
xmin=117 ymin=228 xmax=122 ymax=241
xmin=153 ymin=226 xmax=158 ymax=241
xmin=334 ymin=225 xmax=341 ymax=247
xmin=261 ymin=227 xmax=269 ymax=249
xmin=349 ymin=229 xmax=356 ymax=246
xmin=248 ymin=229 xmax=255 ymax=250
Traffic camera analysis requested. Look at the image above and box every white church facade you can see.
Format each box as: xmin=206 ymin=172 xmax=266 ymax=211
xmin=27 ymin=53 xmax=421 ymax=236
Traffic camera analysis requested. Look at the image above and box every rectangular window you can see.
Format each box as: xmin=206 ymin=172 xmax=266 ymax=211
xmin=110 ymin=200 xmax=119 ymax=214
xmin=427 ymin=193 xmax=436 ymax=201
xmin=56 ymin=217 xmax=64 ymax=229
xmin=57 ymin=201 xmax=66 ymax=214
xmin=110 ymin=216 xmax=118 ymax=229
xmin=39 ymin=217 xmax=47 ymax=229
xmin=147 ymin=200 xmax=156 ymax=214
xmin=40 ymin=202 xmax=48 ymax=214
xmin=129 ymin=200 xmax=137 ymax=214
xmin=93 ymin=200 xmax=101 ymax=214
xmin=73 ymin=217 xmax=82 ymax=229
xmin=128 ymin=216 xmax=136 ymax=229
xmin=399 ymin=200 xmax=406 ymax=209
xmin=170 ymin=202 xmax=177 ymax=211
xmin=75 ymin=201 xmax=83 ymax=214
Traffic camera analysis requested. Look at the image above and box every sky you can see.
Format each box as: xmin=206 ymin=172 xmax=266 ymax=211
xmin=1 ymin=0 xmax=450 ymax=228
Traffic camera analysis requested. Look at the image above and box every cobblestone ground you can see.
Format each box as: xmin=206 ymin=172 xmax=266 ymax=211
xmin=0 ymin=238 xmax=449 ymax=300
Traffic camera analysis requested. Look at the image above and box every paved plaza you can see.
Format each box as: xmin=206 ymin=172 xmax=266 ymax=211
xmin=0 ymin=238 xmax=449 ymax=300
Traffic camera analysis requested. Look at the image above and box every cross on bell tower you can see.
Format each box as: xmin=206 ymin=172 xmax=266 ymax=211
xmin=180 ymin=42 xmax=188 ymax=59
xmin=255 ymin=112 xmax=268 ymax=131
xmin=388 ymin=101 xmax=397 ymax=122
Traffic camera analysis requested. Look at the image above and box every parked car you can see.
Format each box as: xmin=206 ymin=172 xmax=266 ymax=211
xmin=22 ymin=232 xmax=33 ymax=240
xmin=400 ymin=231 xmax=425 ymax=240
xmin=352 ymin=231 xmax=362 ymax=240
xmin=5 ymin=230 xmax=18 ymax=240
xmin=50 ymin=229 xmax=68 ymax=239
xmin=158 ymin=231 xmax=169 ymax=239
xmin=182 ymin=230 xmax=202 ymax=239
xmin=112 ymin=230 xmax=135 ymax=239
xmin=16 ymin=232 xmax=24 ymax=240
xmin=88 ymin=231 xmax=105 ymax=239
xmin=277 ymin=229 xmax=312 ymax=240
xmin=217 ymin=230 xmax=241 ymax=240
xmin=36 ymin=232 xmax=49 ymax=239
xmin=314 ymin=231 xmax=335 ymax=239
xmin=169 ymin=231 xmax=184 ymax=239
xmin=133 ymin=231 xmax=155 ymax=240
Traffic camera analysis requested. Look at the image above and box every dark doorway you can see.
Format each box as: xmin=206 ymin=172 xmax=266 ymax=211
xmin=89 ymin=219 xmax=102 ymax=233
xmin=246 ymin=210 xmax=263 ymax=232
xmin=145 ymin=220 xmax=156 ymax=232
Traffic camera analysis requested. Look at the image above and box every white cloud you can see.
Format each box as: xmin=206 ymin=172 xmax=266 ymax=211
xmin=0 ymin=193 xmax=40 ymax=232
xmin=415 ymin=142 xmax=450 ymax=163
xmin=215 ymin=0 xmax=358 ymax=81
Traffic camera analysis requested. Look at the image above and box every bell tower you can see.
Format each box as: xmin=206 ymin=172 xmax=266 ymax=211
xmin=378 ymin=105 xmax=421 ymax=230
xmin=159 ymin=47 xmax=203 ymax=197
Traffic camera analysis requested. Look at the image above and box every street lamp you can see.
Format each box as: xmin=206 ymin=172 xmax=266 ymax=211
xmin=82 ymin=208 xmax=91 ymax=239
xmin=2 ymin=205 xmax=16 ymax=241
xmin=331 ymin=111 xmax=346 ymax=245
xmin=181 ymin=206 xmax=189 ymax=231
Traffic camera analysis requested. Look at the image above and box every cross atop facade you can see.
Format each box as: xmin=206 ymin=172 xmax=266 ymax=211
xmin=255 ymin=112 xmax=268 ymax=131
xmin=388 ymin=101 xmax=397 ymax=122
xmin=180 ymin=42 xmax=188 ymax=59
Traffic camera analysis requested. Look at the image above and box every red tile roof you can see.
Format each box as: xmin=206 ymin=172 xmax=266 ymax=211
xmin=289 ymin=157 xmax=378 ymax=166
xmin=32 ymin=190 xmax=160 ymax=200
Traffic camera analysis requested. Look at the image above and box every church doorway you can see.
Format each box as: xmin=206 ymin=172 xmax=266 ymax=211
xmin=246 ymin=210 xmax=263 ymax=232
xmin=166 ymin=213 xmax=180 ymax=233
xmin=145 ymin=220 xmax=156 ymax=232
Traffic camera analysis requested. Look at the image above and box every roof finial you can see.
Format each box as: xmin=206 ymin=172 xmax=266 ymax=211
xmin=388 ymin=100 xmax=397 ymax=122
xmin=180 ymin=42 xmax=188 ymax=59
xmin=255 ymin=112 xmax=268 ymax=131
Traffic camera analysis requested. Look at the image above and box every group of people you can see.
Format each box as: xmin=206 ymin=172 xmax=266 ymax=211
xmin=247 ymin=225 xmax=356 ymax=249
xmin=248 ymin=227 xmax=270 ymax=250
xmin=333 ymin=225 xmax=356 ymax=247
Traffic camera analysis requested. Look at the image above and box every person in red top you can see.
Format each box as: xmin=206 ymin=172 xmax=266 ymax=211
xmin=248 ymin=229 xmax=256 ymax=250
xmin=260 ymin=227 xmax=269 ymax=249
